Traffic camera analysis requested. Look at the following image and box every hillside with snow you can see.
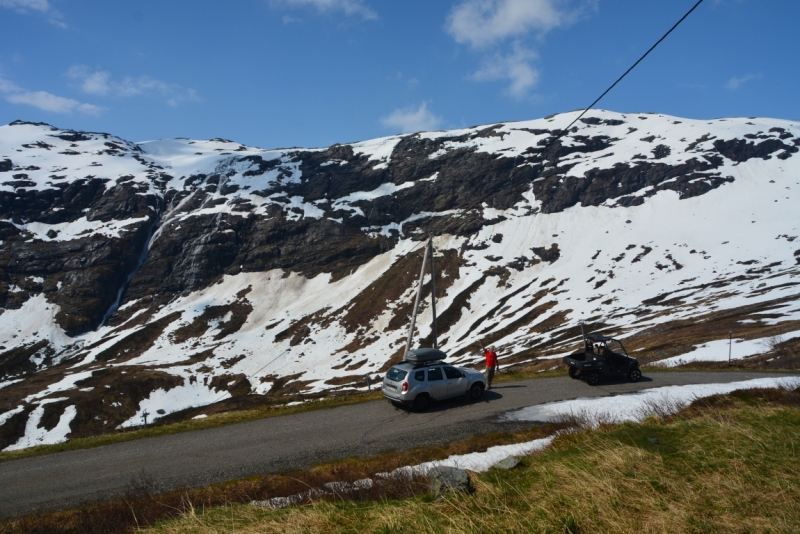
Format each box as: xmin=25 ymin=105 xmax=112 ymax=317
xmin=1 ymin=110 xmax=799 ymax=450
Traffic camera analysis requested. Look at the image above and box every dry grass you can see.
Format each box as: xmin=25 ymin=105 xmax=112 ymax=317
xmin=0 ymin=423 xmax=561 ymax=533
xmin=144 ymin=387 xmax=800 ymax=534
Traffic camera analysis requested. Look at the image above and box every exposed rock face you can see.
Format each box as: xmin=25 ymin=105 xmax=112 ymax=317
xmin=429 ymin=466 xmax=473 ymax=496
xmin=1 ymin=111 xmax=799 ymax=450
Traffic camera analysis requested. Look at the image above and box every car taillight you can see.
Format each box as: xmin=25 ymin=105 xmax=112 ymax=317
xmin=401 ymin=382 xmax=408 ymax=393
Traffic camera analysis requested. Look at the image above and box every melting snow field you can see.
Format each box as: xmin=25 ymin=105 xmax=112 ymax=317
xmin=4 ymin=400 xmax=77 ymax=452
xmin=118 ymin=382 xmax=231 ymax=428
xmin=651 ymin=330 xmax=800 ymax=367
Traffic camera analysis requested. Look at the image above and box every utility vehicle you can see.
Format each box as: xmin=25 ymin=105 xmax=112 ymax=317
xmin=564 ymin=332 xmax=642 ymax=385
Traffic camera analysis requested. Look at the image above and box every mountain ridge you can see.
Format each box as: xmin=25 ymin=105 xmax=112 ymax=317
xmin=1 ymin=110 xmax=799 ymax=450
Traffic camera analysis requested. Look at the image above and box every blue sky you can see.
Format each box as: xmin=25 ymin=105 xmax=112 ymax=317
xmin=1 ymin=0 xmax=797 ymax=149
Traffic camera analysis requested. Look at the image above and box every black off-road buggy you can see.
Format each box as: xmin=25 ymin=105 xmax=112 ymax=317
xmin=563 ymin=332 xmax=642 ymax=386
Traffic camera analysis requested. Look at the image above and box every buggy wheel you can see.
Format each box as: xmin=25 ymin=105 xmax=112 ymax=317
xmin=468 ymin=383 xmax=484 ymax=401
xmin=412 ymin=394 xmax=431 ymax=412
xmin=568 ymin=366 xmax=580 ymax=379
xmin=585 ymin=372 xmax=600 ymax=386
xmin=628 ymin=367 xmax=642 ymax=382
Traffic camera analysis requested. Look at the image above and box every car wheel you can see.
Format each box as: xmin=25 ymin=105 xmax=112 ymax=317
xmin=412 ymin=394 xmax=431 ymax=412
xmin=586 ymin=372 xmax=600 ymax=386
xmin=468 ymin=383 xmax=484 ymax=401
xmin=568 ymin=366 xmax=580 ymax=379
xmin=628 ymin=367 xmax=642 ymax=382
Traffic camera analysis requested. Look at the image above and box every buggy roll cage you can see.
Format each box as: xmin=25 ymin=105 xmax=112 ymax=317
xmin=581 ymin=328 xmax=630 ymax=357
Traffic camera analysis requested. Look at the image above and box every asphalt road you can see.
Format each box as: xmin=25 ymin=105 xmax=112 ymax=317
xmin=0 ymin=370 xmax=794 ymax=516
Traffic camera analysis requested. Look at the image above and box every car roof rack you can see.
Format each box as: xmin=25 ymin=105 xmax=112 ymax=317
xmin=404 ymin=347 xmax=447 ymax=364
xmin=410 ymin=360 xmax=445 ymax=369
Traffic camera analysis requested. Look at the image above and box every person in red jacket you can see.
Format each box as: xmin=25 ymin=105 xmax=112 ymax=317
xmin=478 ymin=341 xmax=499 ymax=390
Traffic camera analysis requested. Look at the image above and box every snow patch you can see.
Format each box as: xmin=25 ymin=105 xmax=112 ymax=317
xmin=502 ymin=377 xmax=800 ymax=427
xmin=118 ymin=381 xmax=231 ymax=428
xmin=4 ymin=400 xmax=77 ymax=451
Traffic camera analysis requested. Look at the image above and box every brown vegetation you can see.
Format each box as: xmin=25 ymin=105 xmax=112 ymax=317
xmin=0 ymin=422 xmax=561 ymax=534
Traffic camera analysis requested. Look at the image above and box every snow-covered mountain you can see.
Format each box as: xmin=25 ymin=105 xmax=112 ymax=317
xmin=1 ymin=110 xmax=799 ymax=450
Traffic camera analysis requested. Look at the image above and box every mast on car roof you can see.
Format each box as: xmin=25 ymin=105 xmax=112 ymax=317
xmin=404 ymin=237 xmax=438 ymax=358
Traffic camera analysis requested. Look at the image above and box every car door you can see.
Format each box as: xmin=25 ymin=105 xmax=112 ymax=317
xmin=443 ymin=366 xmax=468 ymax=398
xmin=426 ymin=366 xmax=447 ymax=400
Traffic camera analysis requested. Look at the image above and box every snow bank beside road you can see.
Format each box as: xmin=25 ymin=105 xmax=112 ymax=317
xmin=502 ymin=377 xmax=800 ymax=428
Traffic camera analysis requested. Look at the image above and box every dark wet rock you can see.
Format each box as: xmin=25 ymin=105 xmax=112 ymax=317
xmin=531 ymin=244 xmax=561 ymax=263
xmin=0 ymin=172 xmax=160 ymax=335
xmin=429 ymin=466 xmax=472 ymax=496
xmin=50 ymin=131 xmax=92 ymax=142
xmin=652 ymin=144 xmax=671 ymax=159
xmin=532 ymin=156 xmax=730 ymax=214
xmin=713 ymin=138 xmax=797 ymax=162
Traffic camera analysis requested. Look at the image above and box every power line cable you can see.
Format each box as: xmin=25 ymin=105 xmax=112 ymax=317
xmin=540 ymin=0 xmax=705 ymax=158
xmin=205 ymin=348 xmax=291 ymax=406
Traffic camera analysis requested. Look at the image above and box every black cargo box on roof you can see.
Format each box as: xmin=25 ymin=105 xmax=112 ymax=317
xmin=405 ymin=348 xmax=447 ymax=363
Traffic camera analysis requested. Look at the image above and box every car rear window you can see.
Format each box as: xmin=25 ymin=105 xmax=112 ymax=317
xmin=428 ymin=367 xmax=443 ymax=381
xmin=386 ymin=367 xmax=407 ymax=382
xmin=414 ymin=370 xmax=425 ymax=382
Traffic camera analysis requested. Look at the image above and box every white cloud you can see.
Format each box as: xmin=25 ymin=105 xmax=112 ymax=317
xmin=0 ymin=75 xmax=22 ymax=94
xmin=472 ymin=43 xmax=539 ymax=98
xmin=446 ymin=0 xmax=595 ymax=97
xmin=446 ymin=0 xmax=591 ymax=49
xmin=381 ymin=102 xmax=442 ymax=133
xmin=0 ymin=0 xmax=66 ymax=27
xmin=726 ymin=73 xmax=760 ymax=90
xmin=0 ymin=0 xmax=50 ymax=13
xmin=6 ymin=91 xmax=103 ymax=115
xmin=0 ymin=74 xmax=102 ymax=115
xmin=116 ymin=76 xmax=173 ymax=97
xmin=68 ymin=65 xmax=199 ymax=105
xmin=274 ymin=0 xmax=377 ymax=20
xmin=67 ymin=66 xmax=111 ymax=95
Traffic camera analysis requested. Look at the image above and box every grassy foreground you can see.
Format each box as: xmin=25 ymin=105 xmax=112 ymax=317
xmin=144 ymin=387 xmax=800 ymax=534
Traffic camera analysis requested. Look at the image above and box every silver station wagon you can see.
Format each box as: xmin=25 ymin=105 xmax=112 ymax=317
xmin=382 ymin=348 xmax=486 ymax=411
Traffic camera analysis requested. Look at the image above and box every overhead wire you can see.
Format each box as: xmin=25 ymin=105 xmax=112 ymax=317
xmin=539 ymin=0 xmax=705 ymax=159
xmin=152 ymin=1 xmax=712 ymax=417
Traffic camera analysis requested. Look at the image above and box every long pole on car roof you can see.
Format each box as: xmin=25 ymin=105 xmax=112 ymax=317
xmin=429 ymin=239 xmax=438 ymax=349
xmin=580 ymin=321 xmax=588 ymax=351
xmin=404 ymin=238 xmax=430 ymax=357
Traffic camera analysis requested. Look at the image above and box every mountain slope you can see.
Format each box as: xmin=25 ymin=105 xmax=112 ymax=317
xmin=1 ymin=111 xmax=799 ymax=449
